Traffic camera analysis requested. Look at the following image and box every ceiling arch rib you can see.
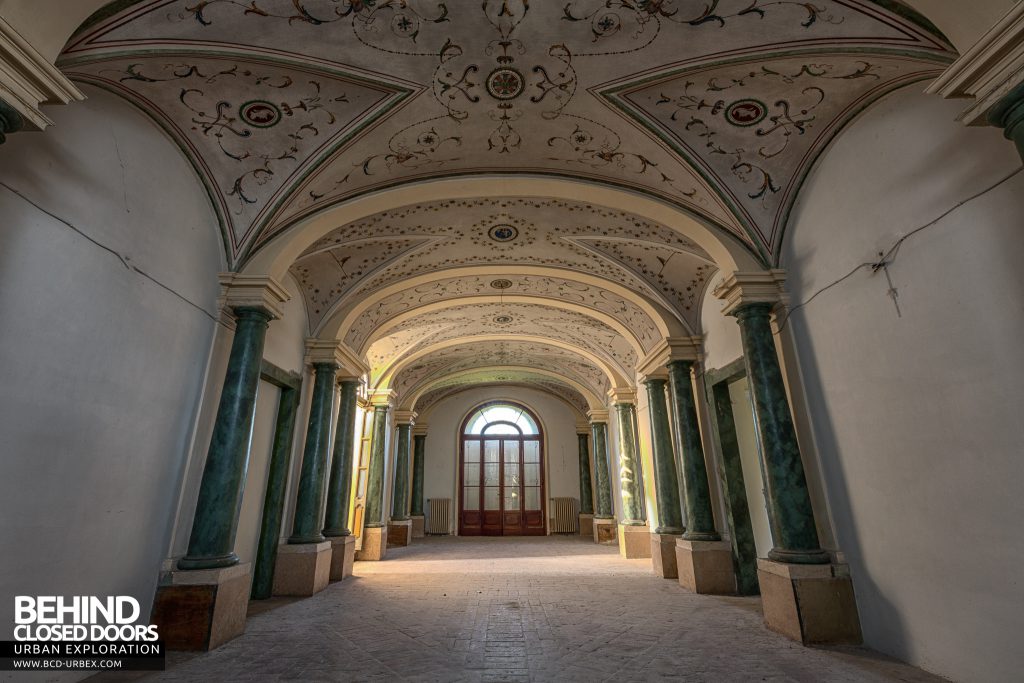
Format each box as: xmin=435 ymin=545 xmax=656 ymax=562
xmin=411 ymin=369 xmax=601 ymax=416
xmin=286 ymin=196 xmax=722 ymax=334
xmin=321 ymin=266 xmax=687 ymax=349
xmin=384 ymin=340 xmax=618 ymax=407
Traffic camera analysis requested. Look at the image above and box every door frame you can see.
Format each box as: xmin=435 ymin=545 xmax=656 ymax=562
xmin=457 ymin=401 xmax=546 ymax=536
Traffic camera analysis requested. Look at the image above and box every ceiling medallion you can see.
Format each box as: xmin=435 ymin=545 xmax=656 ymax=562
xmin=490 ymin=279 xmax=514 ymax=290
xmin=488 ymin=224 xmax=519 ymax=242
xmin=494 ymin=315 xmax=514 ymax=325
xmin=486 ymin=67 xmax=525 ymax=101
xmin=239 ymin=99 xmax=282 ymax=128
xmin=724 ymin=99 xmax=768 ymax=128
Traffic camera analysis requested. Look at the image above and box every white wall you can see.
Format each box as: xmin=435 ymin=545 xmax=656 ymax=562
xmin=700 ymin=270 xmax=744 ymax=372
xmin=783 ymin=86 xmax=1024 ymax=683
xmin=0 ymin=86 xmax=223 ymax=633
xmin=419 ymin=386 xmax=584 ymax=533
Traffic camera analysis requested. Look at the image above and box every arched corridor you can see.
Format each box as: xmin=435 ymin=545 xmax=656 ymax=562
xmin=104 ymin=537 xmax=943 ymax=683
xmin=1 ymin=2 xmax=1024 ymax=682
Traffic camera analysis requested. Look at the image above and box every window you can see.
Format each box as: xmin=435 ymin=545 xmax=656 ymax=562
xmin=464 ymin=404 xmax=539 ymax=436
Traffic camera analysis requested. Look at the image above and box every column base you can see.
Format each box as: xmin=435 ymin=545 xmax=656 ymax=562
xmin=388 ymin=519 xmax=413 ymax=547
xmin=356 ymin=526 xmax=388 ymax=561
xmin=676 ymin=539 xmax=736 ymax=595
xmin=272 ymin=541 xmax=331 ymax=597
xmin=757 ymin=559 xmax=862 ymax=645
xmin=592 ymin=518 xmax=617 ymax=544
xmin=650 ymin=533 xmax=681 ymax=578
xmin=618 ymin=524 xmax=652 ymax=559
xmin=150 ymin=563 xmax=250 ymax=651
xmin=411 ymin=515 xmax=425 ymax=538
xmin=328 ymin=535 xmax=356 ymax=582
xmin=578 ymin=513 xmax=594 ymax=538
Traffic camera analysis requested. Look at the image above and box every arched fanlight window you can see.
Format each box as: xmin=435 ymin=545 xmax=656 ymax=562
xmin=464 ymin=403 xmax=539 ymax=436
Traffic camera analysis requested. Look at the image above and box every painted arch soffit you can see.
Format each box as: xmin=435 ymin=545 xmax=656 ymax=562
xmin=62 ymin=0 xmax=954 ymax=264
xmin=384 ymin=340 xmax=615 ymax=404
xmin=414 ymin=376 xmax=594 ymax=416
xmin=289 ymin=197 xmax=715 ymax=333
xmin=364 ymin=302 xmax=640 ymax=385
xmin=335 ymin=270 xmax=681 ymax=355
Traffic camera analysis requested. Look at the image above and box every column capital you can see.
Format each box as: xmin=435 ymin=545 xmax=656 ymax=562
xmin=713 ymin=270 xmax=788 ymax=316
xmin=608 ymin=387 xmax=637 ymax=405
xmin=304 ymin=338 xmax=369 ymax=376
xmin=925 ymin=3 xmax=1024 ymax=127
xmin=369 ymin=389 xmax=396 ymax=407
xmin=587 ymin=409 xmax=609 ymax=423
xmin=635 ymin=336 xmax=702 ymax=381
xmin=218 ymin=274 xmax=290 ymax=321
xmin=393 ymin=410 xmax=417 ymax=426
xmin=412 ymin=423 xmax=429 ymax=436
xmin=575 ymin=421 xmax=591 ymax=434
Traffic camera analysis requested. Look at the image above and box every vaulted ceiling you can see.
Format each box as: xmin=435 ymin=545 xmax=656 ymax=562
xmin=58 ymin=0 xmax=955 ymax=415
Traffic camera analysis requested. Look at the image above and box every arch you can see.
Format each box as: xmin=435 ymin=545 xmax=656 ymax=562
xmin=361 ymin=295 xmax=649 ymax=359
xmin=403 ymin=366 xmax=603 ymax=413
xmin=379 ymin=335 xmax=630 ymax=394
xmin=320 ymin=265 xmax=689 ymax=342
xmin=240 ymin=176 xmax=758 ymax=280
xmin=415 ymin=381 xmax=593 ymax=420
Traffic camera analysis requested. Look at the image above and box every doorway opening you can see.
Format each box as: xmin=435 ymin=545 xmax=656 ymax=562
xmin=458 ymin=401 xmax=545 ymax=536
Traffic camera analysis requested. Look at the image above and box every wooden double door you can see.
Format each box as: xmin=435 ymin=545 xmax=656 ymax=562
xmin=459 ymin=435 xmax=545 ymax=535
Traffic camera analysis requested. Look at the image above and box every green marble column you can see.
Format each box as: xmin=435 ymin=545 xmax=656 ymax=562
xmin=323 ymin=380 xmax=359 ymax=537
xmin=391 ymin=423 xmax=412 ymax=521
xmin=614 ymin=402 xmax=646 ymax=525
xmin=591 ymin=422 xmax=614 ymax=519
xmin=667 ymin=360 xmax=721 ymax=542
xmin=988 ymin=82 xmax=1024 ymax=161
xmin=252 ymin=385 xmax=300 ymax=599
xmin=644 ymin=379 xmax=684 ymax=534
xmin=364 ymin=405 xmax=389 ymax=528
xmin=288 ymin=362 xmax=337 ymax=544
xmin=577 ymin=433 xmax=594 ymax=515
xmin=179 ymin=306 xmax=273 ymax=570
xmin=734 ymin=303 xmax=829 ymax=564
xmin=411 ymin=434 xmax=426 ymax=517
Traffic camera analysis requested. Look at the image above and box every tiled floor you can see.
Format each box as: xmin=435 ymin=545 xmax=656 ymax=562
xmin=99 ymin=536 xmax=946 ymax=682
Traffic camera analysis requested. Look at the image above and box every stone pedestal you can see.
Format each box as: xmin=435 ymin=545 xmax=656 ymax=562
xmin=411 ymin=515 xmax=425 ymax=538
xmin=151 ymin=563 xmax=250 ymax=651
xmin=650 ymin=533 xmax=680 ymax=578
xmin=618 ymin=524 xmax=652 ymax=559
xmin=757 ymin=559 xmax=862 ymax=645
xmin=356 ymin=526 xmax=388 ymax=561
xmin=388 ymin=519 xmax=412 ymax=547
xmin=328 ymin=535 xmax=356 ymax=581
xmin=578 ymin=513 xmax=594 ymax=538
xmin=272 ymin=542 xmax=331 ymax=597
xmin=676 ymin=539 xmax=736 ymax=595
xmin=593 ymin=518 xmax=617 ymax=545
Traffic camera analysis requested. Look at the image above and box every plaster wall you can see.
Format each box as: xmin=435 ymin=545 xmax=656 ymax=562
xmin=700 ymin=271 xmax=744 ymax=372
xmin=783 ymin=86 xmax=1024 ymax=683
xmin=419 ymin=386 xmax=583 ymax=533
xmin=0 ymin=87 xmax=223 ymax=634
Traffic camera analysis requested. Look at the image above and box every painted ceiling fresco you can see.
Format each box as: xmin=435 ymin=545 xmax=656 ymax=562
xmin=62 ymin=0 xmax=952 ymax=265
xmin=60 ymin=0 xmax=953 ymax=411
xmin=416 ymin=375 xmax=592 ymax=416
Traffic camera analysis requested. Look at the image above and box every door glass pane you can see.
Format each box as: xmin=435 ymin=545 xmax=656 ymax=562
xmin=465 ymin=440 xmax=481 ymax=462
xmin=484 ymin=487 xmax=500 ymax=510
xmin=504 ymin=463 xmax=520 ymax=487
xmin=463 ymin=487 xmax=479 ymax=510
xmin=360 ymin=447 xmax=370 ymax=467
xmin=503 ymin=440 xmax=521 ymax=462
xmin=357 ymin=471 xmax=367 ymax=497
xmin=484 ymin=440 xmax=500 ymax=463
xmin=484 ymin=463 xmax=499 ymax=486
xmin=464 ymin=462 xmax=480 ymax=486
xmin=524 ymin=487 xmax=540 ymax=510
xmin=524 ymin=441 xmax=540 ymax=462
xmin=524 ymin=463 xmax=540 ymax=486
xmin=504 ymin=489 xmax=521 ymax=510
